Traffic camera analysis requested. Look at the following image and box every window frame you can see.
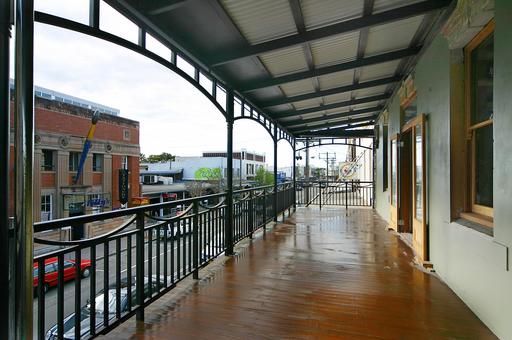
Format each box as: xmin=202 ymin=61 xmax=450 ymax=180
xmin=69 ymin=152 xmax=81 ymax=172
xmin=93 ymin=153 xmax=103 ymax=172
xmin=41 ymin=149 xmax=55 ymax=171
xmin=463 ymin=19 xmax=494 ymax=223
xmin=41 ymin=194 xmax=53 ymax=221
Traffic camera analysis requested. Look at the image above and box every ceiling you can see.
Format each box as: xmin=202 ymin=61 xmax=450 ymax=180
xmin=106 ymin=0 xmax=455 ymax=138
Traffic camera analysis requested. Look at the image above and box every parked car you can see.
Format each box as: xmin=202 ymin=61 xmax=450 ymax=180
xmin=33 ymin=257 xmax=91 ymax=294
xmin=45 ymin=275 xmax=170 ymax=340
xmin=158 ymin=211 xmax=191 ymax=240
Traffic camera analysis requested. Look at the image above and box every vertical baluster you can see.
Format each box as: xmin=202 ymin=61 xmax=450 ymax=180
xmin=148 ymin=226 xmax=153 ymax=297
xmin=163 ymin=223 xmax=168 ymax=287
xmin=57 ymin=255 xmax=65 ymax=340
xmin=126 ymin=236 xmax=132 ymax=312
xmin=115 ymin=238 xmax=121 ymax=320
xmin=103 ymin=241 xmax=109 ymax=328
xmin=74 ymin=248 xmax=82 ymax=340
xmin=90 ymin=245 xmax=96 ymax=335
xmin=136 ymin=211 xmax=145 ymax=321
xmin=156 ymin=224 xmax=161 ymax=293
xmin=193 ymin=200 xmax=199 ymax=279
xmin=37 ymin=258 xmax=45 ymax=340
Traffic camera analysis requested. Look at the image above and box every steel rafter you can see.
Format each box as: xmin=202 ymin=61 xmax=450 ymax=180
xmin=209 ymin=0 xmax=452 ymax=67
xmin=260 ymin=75 xmax=399 ymax=108
xmin=240 ymin=47 xmax=419 ymax=92
xmin=284 ymin=106 xmax=381 ymax=128
xmin=273 ymin=93 xmax=388 ymax=119
xmin=290 ymin=115 xmax=378 ymax=133
xmin=297 ymin=129 xmax=375 ymax=138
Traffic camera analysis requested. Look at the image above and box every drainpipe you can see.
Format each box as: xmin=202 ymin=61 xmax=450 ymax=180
xmin=14 ymin=0 xmax=35 ymax=338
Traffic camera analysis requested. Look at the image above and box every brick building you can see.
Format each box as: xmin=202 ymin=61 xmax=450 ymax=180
xmin=8 ymin=83 xmax=140 ymax=222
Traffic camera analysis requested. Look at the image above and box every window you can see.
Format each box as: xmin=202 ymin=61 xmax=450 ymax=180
xmin=41 ymin=194 xmax=52 ymax=221
xmin=41 ymin=149 xmax=55 ymax=171
xmin=69 ymin=152 xmax=81 ymax=171
xmin=123 ymin=129 xmax=131 ymax=141
xmin=463 ymin=20 xmax=494 ymax=224
xmin=93 ymin=153 xmax=103 ymax=172
xmin=382 ymin=126 xmax=388 ymax=191
xmin=390 ymin=138 xmax=397 ymax=207
xmin=121 ymin=156 xmax=128 ymax=170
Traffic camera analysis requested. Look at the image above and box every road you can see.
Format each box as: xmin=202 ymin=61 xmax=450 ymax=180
xmin=34 ymin=216 xmax=226 ymax=338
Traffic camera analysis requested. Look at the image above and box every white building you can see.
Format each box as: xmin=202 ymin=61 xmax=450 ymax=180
xmin=141 ymin=150 xmax=266 ymax=182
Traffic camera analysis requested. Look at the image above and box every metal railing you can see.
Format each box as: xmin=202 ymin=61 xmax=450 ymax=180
xmin=295 ymin=180 xmax=373 ymax=208
xmin=32 ymin=183 xmax=295 ymax=339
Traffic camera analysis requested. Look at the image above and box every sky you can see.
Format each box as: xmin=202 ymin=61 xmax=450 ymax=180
xmin=9 ymin=0 xmax=348 ymax=169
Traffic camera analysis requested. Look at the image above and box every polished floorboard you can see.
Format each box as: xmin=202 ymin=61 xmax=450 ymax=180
xmin=106 ymin=207 xmax=496 ymax=339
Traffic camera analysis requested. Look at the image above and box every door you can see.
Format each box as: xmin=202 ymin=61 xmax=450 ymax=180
xmin=389 ymin=135 xmax=399 ymax=230
xmin=411 ymin=115 xmax=427 ymax=261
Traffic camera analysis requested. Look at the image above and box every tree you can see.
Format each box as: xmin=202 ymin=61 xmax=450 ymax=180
xmin=140 ymin=153 xmax=148 ymax=163
xmin=195 ymin=167 xmax=223 ymax=191
xmin=254 ymin=167 xmax=274 ymax=186
xmin=145 ymin=152 xmax=175 ymax=163
xmin=185 ymin=180 xmax=206 ymax=198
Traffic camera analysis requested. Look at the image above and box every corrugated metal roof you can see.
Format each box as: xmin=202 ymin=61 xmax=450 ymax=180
xmin=301 ymin=0 xmax=363 ymax=30
xmin=310 ymin=31 xmax=359 ymax=67
xmin=280 ymin=79 xmax=316 ymax=97
xmin=260 ymin=45 xmax=309 ymax=76
xmin=373 ymin=0 xmax=425 ymax=14
xmin=221 ymin=0 xmax=297 ymax=45
xmin=359 ymin=60 xmax=401 ymax=82
xmin=351 ymin=101 xmax=382 ymax=110
xmin=352 ymin=84 xmax=389 ymax=98
xmin=293 ymin=98 xmax=323 ymax=109
xmin=322 ymin=92 xmax=352 ymax=104
xmin=365 ymin=15 xmax=424 ymax=56
xmin=318 ymin=69 xmax=355 ymax=90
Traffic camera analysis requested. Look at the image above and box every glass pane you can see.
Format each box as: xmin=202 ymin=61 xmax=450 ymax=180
xmin=391 ymin=140 xmax=397 ymax=206
xmin=471 ymin=33 xmax=494 ymax=125
xmin=415 ymin=126 xmax=423 ymax=221
xmin=474 ymin=124 xmax=493 ymax=207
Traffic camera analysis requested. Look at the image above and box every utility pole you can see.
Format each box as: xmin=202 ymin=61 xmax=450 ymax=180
xmin=318 ymin=152 xmax=336 ymax=186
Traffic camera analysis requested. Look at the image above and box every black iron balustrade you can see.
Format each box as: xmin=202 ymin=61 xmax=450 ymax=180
xmin=295 ymin=180 xmax=374 ymax=208
xmin=32 ymin=183 xmax=294 ymax=339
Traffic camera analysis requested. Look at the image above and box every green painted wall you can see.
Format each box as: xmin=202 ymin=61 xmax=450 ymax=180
xmin=374 ymin=3 xmax=512 ymax=337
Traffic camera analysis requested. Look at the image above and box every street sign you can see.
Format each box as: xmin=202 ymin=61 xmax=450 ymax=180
xmin=119 ymin=169 xmax=129 ymax=204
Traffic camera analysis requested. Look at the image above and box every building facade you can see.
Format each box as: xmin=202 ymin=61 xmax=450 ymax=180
xmin=373 ymin=1 xmax=511 ymax=338
xmin=9 ymin=87 xmax=140 ymax=222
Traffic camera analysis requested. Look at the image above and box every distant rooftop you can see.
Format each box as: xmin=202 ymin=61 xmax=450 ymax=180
xmin=9 ymin=79 xmax=120 ymax=116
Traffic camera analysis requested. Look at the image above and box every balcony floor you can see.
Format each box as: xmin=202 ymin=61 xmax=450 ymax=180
xmin=106 ymin=207 xmax=496 ymax=339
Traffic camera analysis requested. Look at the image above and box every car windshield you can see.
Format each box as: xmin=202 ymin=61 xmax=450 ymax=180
xmin=88 ymin=290 xmax=124 ymax=315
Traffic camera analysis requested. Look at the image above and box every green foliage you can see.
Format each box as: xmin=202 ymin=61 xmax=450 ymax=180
xmin=143 ymin=152 xmax=175 ymax=163
xmin=254 ymin=167 xmax=274 ymax=186
xmin=194 ymin=167 xmax=222 ymax=181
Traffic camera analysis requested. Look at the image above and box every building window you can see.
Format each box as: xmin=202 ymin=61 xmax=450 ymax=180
xmin=69 ymin=152 xmax=81 ymax=171
xmin=382 ymin=125 xmax=388 ymax=191
xmin=121 ymin=155 xmax=128 ymax=170
xmin=41 ymin=194 xmax=52 ymax=221
xmin=462 ymin=20 xmax=494 ymax=225
xmin=41 ymin=149 xmax=55 ymax=171
xmin=123 ymin=129 xmax=131 ymax=141
xmin=93 ymin=153 xmax=103 ymax=172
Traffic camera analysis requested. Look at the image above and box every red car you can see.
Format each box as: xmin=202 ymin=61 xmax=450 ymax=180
xmin=33 ymin=257 xmax=92 ymax=294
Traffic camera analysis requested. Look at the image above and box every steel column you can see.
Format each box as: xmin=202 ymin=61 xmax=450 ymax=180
xmin=305 ymin=139 xmax=310 ymax=204
xmin=14 ymin=0 xmax=34 ymax=338
xmin=292 ymin=140 xmax=297 ymax=211
xmin=0 ymin=1 xmax=12 ymax=338
xmin=273 ymin=126 xmax=278 ymax=222
xmin=225 ymin=89 xmax=234 ymax=255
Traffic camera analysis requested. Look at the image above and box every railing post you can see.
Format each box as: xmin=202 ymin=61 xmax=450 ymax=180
xmin=293 ymin=140 xmax=297 ymax=211
xmin=193 ymin=200 xmax=199 ymax=279
xmin=136 ymin=211 xmax=145 ymax=321
xmin=14 ymin=1 xmax=34 ymax=338
xmin=248 ymin=190 xmax=253 ymax=238
xmin=273 ymin=132 xmax=278 ymax=222
xmin=0 ymin=1 xmax=12 ymax=338
xmin=345 ymin=181 xmax=349 ymax=216
xmin=262 ymin=188 xmax=267 ymax=230
xmin=225 ymin=89 xmax=234 ymax=255
xmin=319 ymin=182 xmax=322 ymax=210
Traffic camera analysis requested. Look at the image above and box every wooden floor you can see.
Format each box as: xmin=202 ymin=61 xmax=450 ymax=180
xmin=107 ymin=207 xmax=496 ymax=339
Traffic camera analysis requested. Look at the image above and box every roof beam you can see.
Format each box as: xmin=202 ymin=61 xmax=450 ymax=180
xmin=284 ymin=106 xmax=382 ymax=127
xmin=293 ymin=120 xmax=375 ymax=134
xmin=240 ymin=47 xmax=419 ymax=92
xmin=274 ymin=93 xmax=389 ymax=119
xmin=147 ymin=0 xmax=189 ymax=15
xmin=296 ymin=129 xmax=375 ymax=138
xmin=292 ymin=117 xmax=376 ymax=132
xmin=260 ymin=76 xmax=398 ymax=107
xmin=209 ymin=0 xmax=452 ymax=67
xmin=352 ymin=0 xmax=374 ymax=91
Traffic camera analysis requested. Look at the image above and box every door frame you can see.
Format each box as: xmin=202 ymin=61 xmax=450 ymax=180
xmin=389 ymin=134 xmax=400 ymax=231
xmin=402 ymin=113 xmax=428 ymax=261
